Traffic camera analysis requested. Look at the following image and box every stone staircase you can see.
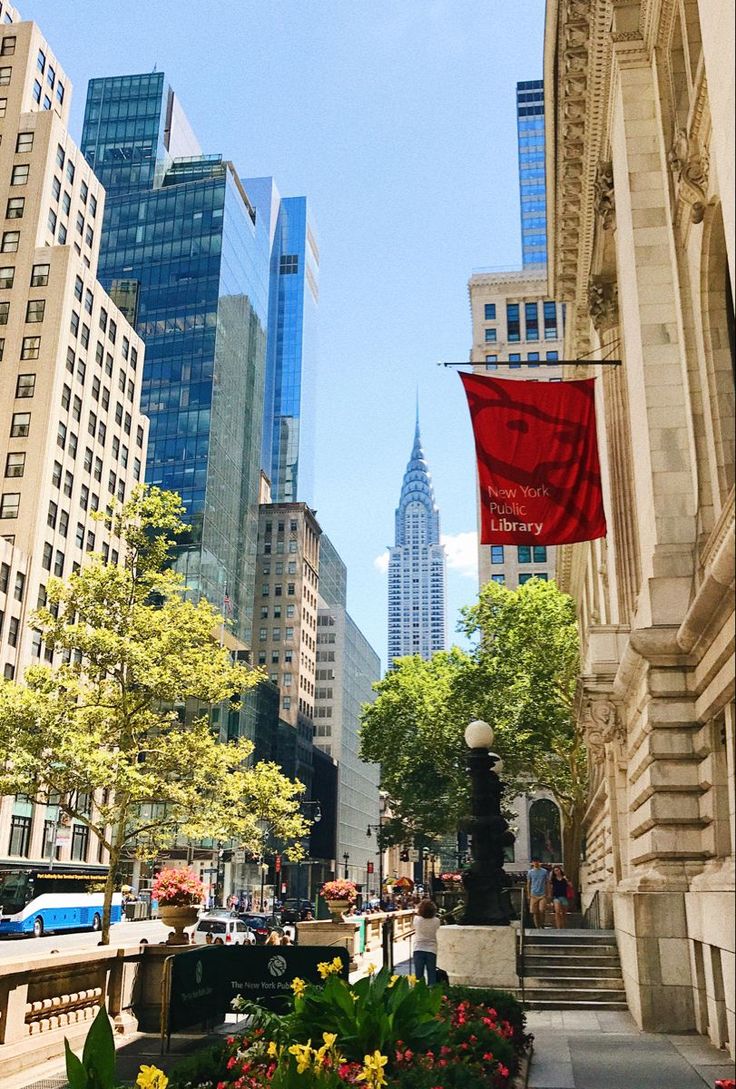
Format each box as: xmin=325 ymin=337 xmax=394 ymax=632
xmin=520 ymin=929 xmax=628 ymax=1010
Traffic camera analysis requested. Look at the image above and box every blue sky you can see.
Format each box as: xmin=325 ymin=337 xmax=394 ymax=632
xmin=22 ymin=1 xmax=546 ymax=670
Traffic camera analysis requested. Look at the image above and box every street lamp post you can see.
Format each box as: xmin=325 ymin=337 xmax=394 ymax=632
xmin=366 ymin=823 xmax=384 ymax=902
xmin=460 ymin=720 xmax=515 ymax=926
xmin=343 ymin=852 xmax=350 ymax=880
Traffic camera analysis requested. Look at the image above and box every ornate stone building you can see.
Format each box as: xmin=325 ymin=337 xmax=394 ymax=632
xmin=545 ymin=0 xmax=734 ymax=1057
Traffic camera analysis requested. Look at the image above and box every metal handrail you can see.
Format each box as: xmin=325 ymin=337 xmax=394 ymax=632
xmin=584 ymin=888 xmax=601 ymax=930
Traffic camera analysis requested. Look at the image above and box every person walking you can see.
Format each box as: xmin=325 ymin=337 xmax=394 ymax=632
xmin=265 ymin=929 xmax=281 ymax=945
xmin=526 ymin=858 xmax=549 ymax=928
xmin=413 ymin=899 xmax=441 ymax=985
xmin=548 ymin=865 xmax=570 ymax=929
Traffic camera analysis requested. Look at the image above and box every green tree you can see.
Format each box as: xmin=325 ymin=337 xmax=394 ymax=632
xmin=0 ymin=486 xmax=308 ymax=942
xmin=359 ymin=648 xmax=473 ymax=848
xmin=459 ymin=578 xmax=585 ymax=887
xmin=360 ymin=579 xmax=585 ymax=887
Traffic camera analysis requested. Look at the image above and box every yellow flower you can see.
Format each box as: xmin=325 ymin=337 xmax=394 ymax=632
xmin=291 ymin=976 xmax=307 ymax=998
xmin=317 ymin=956 xmax=343 ymax=978
xmin=356 ymin=1050 xmax=389 ymax=1088
xmin=288 ymin=1041 xmax=314 ymax=1073
xmin=267 ymin=1041 xmax=279 ymax=1057
xmin=136 ymin=1066 xmax=169 ymax=1089
xmin=322 ymin=1032 xmax=338 ymax=1049
xmin=387 ymin=975 xmax=399 ymax=988
xmin=406 ymin=973 xmax=417 ymax=986
xmin=366 ymin=962 xmax=378 ymax=975
xmin=332 ymin=955 xmax=343 ymax=970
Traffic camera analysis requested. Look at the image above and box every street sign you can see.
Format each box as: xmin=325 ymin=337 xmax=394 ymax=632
xmin=164 ymin=945 xmax=349 ymax=1036
xmin=233 ymin=849 xmax=246 ymax=865
xmin=54 ymin=825 xmax=71 ymax=847
xmin=366 ymin=861 xmax=374 ymax=874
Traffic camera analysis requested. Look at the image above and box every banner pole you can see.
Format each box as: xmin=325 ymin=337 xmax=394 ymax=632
xmin=439 ymin=359 xmax=622 ymax=368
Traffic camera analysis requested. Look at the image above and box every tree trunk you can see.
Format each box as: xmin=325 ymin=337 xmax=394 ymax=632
xmin=100 ymin=812 xmax=127 ymax=945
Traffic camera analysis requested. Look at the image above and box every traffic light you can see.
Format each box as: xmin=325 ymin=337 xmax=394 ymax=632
xmin=399 ymin=849 xmax=410 ymax=862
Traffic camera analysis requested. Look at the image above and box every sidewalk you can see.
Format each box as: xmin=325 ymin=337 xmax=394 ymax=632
xmin=527 ymin=1009 xmax=735 ymax=1089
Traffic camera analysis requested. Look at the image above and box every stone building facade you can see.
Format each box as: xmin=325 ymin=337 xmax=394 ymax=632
xmin=0 ymin=9 xmax=148 ymax=871
xmin=545 ymin=0 xmax=734 ymax=1057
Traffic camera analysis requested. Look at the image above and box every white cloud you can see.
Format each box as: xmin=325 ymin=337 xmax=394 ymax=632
xmin=441 ymin=531 xmax=478 ymax=580
xmin=374 ymin=551 xmax=390 ymax=575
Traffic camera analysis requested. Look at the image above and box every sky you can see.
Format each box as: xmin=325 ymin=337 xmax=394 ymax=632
xmin=21 ymin=0 xmax=547 ymax=670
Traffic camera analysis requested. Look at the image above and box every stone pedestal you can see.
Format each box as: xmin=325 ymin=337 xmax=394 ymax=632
xmin=437 ymin=924 xmax=519 ymax=990
xmin=296 ymin=920 xmax=359 ymax=969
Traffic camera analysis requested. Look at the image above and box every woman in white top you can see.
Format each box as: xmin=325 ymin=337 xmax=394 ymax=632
xmin=413 ymin=899 xmax=441 ymax=985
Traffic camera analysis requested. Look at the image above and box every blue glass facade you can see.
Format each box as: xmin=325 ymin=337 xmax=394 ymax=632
xmin=516 ymin=80 xmax=547 ymax=266
xmin=81 ymin=74 xmax=269 ymax=646
xmin=246 ymin=181 xmax=319 ymax=505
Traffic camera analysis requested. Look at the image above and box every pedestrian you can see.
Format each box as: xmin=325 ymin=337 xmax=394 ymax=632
xmin=265 ymin=929 xmax=281 ymax=945
xmin=280 ymin=933 xmax=292 ymax=945
xmin=548 ymin=865 xmax=570 ymax=929
xmin=413 ymin=898 xmax=441 ymax=985
xmin=526 ymin=857 xmax=548 ymax=929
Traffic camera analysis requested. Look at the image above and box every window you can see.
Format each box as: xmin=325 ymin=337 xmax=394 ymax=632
xmin=508 ymin=353 xmax=521 ymax=367
xmin=5 ymin=452 xmax=24 ymax=478
xmin=31 ymin=263 xmax=49 ymax=287
xmin=484 ymin=328 xmax=497 ymax=342
xmin=80 ymin=181 xmax=88 ymax=204
xmin=89 ymin=194 xmax=97 ymax=219
xmin=517 ymin=545 xmax=531 ymax=564
xmin=10 ymin=412 xmax=29 ymax=437
xmin=58 ymin=224 xmax=66 ymax=244
xmin=41 ymin=542 xmax=52 ymax=570
xmin=485 ymin=355 xmax=497 ymax=369
xmin=1 ymin=230 xmax=19 ymax=252
xmin=10 ymin=164 xmax=29 ymax=185
xmin=533 ymin=545 xmax=547 ymax=563
xmin=70 ymin=824 xmax=89 ymax=862
xmin=8 ymin=816 xmax=31 ymax=858
xmin=31 ymin=80 xmax=40 ymax=104
xmin=0 ymin=67 xmax=11 ymax=86
xmin=53 ymin=550 xmax=64 ymax=576
xmin=5 ymin=196 xmax=23 ymax=218
xmin=56 ymin=82 xmax=64 ymax=105
xmin=84 ymin=288 xmax=93 ymax=314
xmin=55 ymin=144 xmax=64 ymax=168
xmin=490 ymin=545 xmax=504 ymax=564
xmin=543 ymin=301 xmax=558 ymax=339
xmin=7 ymin=615 xmax=19 ymax=645
xmin=484 ymin=303 xmax=496 ymax=320
xmin=546 ymin=351 xmax=559 ymax=361
xmin=0 ymin=492 xmax=19 ymax=518
xmin=491 ymin=574 xmax=506 ymax=584
xmin=47 ymin=209 xmax=57 ymax=233
xmin=280 ymin=254 xmax=299 ymax=274
xmin=506 ymin=303 xmax=520 ymax=342
xmin=76 ymin=211 xmax=84 ymax=235
xmin=15 ymin=373 xmax=35 ymax=398
xmin=525 ymin=301 xmax=539 ymax=341
xmin=25 ymin=299 xmax=44 ymax=323
xmin=0 ymin=265 xmax=13 ymax=288
xmin=0 ymin=302 xmax=7 ymax=324
xmin=15 ymin=131 xmax=33 ymax=153
xmin=0 ymin=35 xmax=15 ymax=55
xmin=66 ymin=159 xmax=75 ymax=184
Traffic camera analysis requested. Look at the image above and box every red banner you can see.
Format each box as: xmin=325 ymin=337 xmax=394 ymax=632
xmin=460 ymin=373 xmax=607 ymax=545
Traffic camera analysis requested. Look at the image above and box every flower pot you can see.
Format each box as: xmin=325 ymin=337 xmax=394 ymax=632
xmin=158 ymin=904 xmax=199 ymax=944
xmin=325 ymin=898 xmax=352 ymax=922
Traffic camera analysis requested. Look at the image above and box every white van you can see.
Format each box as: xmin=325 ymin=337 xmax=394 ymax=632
xmin=192 ymin=914 xmax=255 ymax=946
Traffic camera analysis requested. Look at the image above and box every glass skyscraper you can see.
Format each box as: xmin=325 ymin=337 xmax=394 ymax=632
xmin=516 ymin=80 xmax=547 ymax=266
xmin=387 ymin=419 xmax=447 ymax=663
xmin=81 ymin=74 xmax=269 ymax=646
xmin=245 ymin=180 xmax=319 ymax=505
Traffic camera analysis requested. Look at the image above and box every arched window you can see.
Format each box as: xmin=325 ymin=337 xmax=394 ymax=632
xmin=528 ymin=798 xmax=562 ymax=864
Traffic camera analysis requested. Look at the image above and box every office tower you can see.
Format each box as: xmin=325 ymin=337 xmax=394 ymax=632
xmin=0 ymin=9 xmax=148 ymax=868
xmin=387 ymin=419 xmax=447 ymax=663
xmin=245 ymin=179 xmax=319 ymax=505
xmin=81 ymin=74 xmax=269 ymax=648
xmin=469 ymin=79 xmax=564 ymax=589
xmin=313 ymin=535 xmax=381 ymax=889
xmin=252 ymin=502 xmax=320 ymax=739
xmin=516 ymin=80 xmax=547 ymax=267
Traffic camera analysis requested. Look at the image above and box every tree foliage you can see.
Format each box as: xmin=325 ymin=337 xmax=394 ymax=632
xmin=0 ymin=487 xmax=309 ymax=941
xmin=360 ymin=579 xmax=586 ymax=884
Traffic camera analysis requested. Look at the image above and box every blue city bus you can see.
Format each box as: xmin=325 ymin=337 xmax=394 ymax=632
xmin=0 ymin=865 xmax=122 ymax=937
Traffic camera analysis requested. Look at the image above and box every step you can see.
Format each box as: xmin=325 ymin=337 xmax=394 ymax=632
xmin=524 ymin=953 xmax=621 ymax=966
xmin=523 ymin=965 xmax=623 ymax=979
xmin=523 ymin=986 xmax=627 ymax=1003
xmin=523 ymin=976 xmax=625 ymax=991
xmin=523 ymin=936 xmax=618 ymax=949
xmin=524 ymin=998 xmax=629 ymax=1011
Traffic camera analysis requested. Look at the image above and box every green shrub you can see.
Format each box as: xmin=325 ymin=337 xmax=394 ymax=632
xmin=168 ymin=1041 xmax=229 ymax=1088
xmin=445 ymin=985 xmax=526 ymax=1046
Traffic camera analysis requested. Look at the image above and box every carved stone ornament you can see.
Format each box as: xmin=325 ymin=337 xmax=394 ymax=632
xmin=593 ymin=162 xmax=616 ymax=230
xmin=583 ymin=698 xmax=624 ymax=764
xmin=582 ymin=701 xmax=606 ymax=769
xmin=588 ymin=277 xmax=619 ymax=333
xmin=668 ymin=127 xmax=709 ymax=224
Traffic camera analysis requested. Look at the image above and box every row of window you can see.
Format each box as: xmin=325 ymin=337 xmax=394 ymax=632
xmin=483 ymin=301 xmax=559 ymax=343
xmin=0 ymin=561 xmax=23 ymax=599
xmin=491 ymin=573 xmax=548 ymax=585
xmin=490 ymin=545 xmax=548 ymax=564
xmin=485 ymin=352 xmax=559 ymax=367
xmin=9 ymin=817 xmax=89 ymax=861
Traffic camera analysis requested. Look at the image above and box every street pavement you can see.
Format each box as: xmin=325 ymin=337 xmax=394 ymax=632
xmin=526 ymin=1009 xmax=735 ymax=1089
xmin=0 ymin=918 xmax=172 ymax=961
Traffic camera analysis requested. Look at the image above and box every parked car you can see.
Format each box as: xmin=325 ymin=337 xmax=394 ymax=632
xmin=279 ymin=898 xmax=315 ymax=923
xmin=237 ymin=913 xmax=283 ymax=944
xmin=192 ymin=915 xmax=255 ymax=946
